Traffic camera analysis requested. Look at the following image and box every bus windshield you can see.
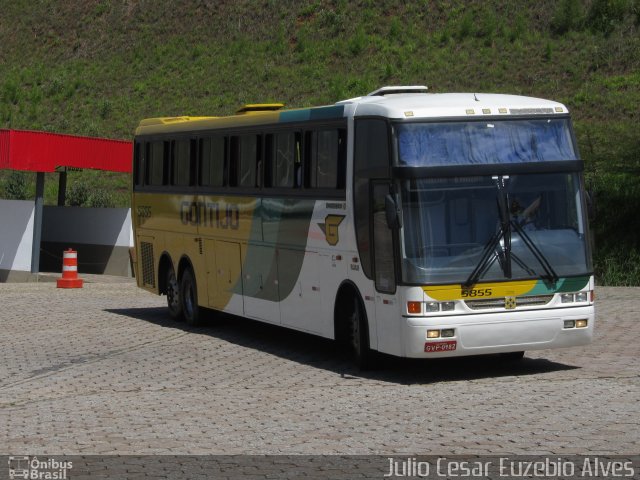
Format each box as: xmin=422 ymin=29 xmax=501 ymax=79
xmin=396 ymin=119 xmax=577 ymax=167
xmin=399 ymin=173 xmax=591 ymax=285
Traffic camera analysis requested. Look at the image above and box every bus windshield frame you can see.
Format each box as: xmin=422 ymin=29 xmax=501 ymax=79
xmin=391 ymin=117 xmax=592 ymax=286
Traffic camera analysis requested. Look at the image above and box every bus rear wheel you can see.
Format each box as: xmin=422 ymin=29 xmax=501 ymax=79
xmin=166 ymin=266 xmax=183 ymax=321
xmin=180 ymin=268 xmax=203 ymax=327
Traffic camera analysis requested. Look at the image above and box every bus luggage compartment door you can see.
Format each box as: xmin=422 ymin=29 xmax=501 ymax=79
xmin=241 ymin=244 xmax=281 ymax=325
xmin=279 ymin=249 xmax=322 ymax=333
xmin=205 ymin=239 xmax=244 ymax=316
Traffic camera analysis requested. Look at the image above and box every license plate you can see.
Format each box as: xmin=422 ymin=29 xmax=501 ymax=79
xmin=424 ymin=340 xmax=457 ymax=353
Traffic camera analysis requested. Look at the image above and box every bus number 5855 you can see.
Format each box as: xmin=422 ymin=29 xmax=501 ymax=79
xmin=461 ymin=288 xmax=492 ymax=298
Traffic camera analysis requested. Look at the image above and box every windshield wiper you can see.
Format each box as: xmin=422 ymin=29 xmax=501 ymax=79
xmin=463 ymin=175 xmax=559 ymax=288
xmin=463 ymin=220 xmax=504 ymax=288
xmin=510 ymin=219 xmax=559 ymax=284
xmin=464 ymin=176 xmax=511 ymax=288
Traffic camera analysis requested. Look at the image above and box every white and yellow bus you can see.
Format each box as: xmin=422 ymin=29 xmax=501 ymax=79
xmin=132 ymin=86 xmax=594 ymax=368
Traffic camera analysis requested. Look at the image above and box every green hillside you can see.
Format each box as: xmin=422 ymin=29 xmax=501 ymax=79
xmin=1 ymin=0 xmax=639 ymax=284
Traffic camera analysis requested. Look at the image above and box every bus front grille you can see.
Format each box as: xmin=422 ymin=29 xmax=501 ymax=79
xmin=465 ymin=294 xmax=554 ymax=310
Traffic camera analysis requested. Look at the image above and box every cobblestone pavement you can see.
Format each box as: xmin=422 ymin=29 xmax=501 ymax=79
xmin=0 ymin=280 xmax=638 ymax=456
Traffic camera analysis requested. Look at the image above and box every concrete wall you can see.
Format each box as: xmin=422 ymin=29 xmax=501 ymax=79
xmin=40 ymin=207 xmax=133 ymax=276
xmin=0 ymin=200 xmax=34 ymax=281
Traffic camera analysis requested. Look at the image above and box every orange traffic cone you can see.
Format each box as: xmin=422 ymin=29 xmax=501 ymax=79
xmin=57 ymin=249 xmax=84 ymax=288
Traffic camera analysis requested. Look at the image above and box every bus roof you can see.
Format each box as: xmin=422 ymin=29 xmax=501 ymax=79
xmin=135 ymin=87 xmax=569 ymax=136
xmin=343 ymin=90 xmax=568 ymax=119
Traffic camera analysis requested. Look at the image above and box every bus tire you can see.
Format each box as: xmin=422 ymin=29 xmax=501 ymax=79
xmin=501 ymin=351 xmax=525 ymax=361
xmin=180 ymin=268 xmax=203 ymax=327
xmin=350 ymin=296 xmax=378 ymax=370
xmin=166 ymin=266 xmax=183 ymax=321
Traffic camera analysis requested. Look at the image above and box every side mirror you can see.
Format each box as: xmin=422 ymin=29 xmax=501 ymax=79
xmin=385 ymin=194 xmax=402 ymax=229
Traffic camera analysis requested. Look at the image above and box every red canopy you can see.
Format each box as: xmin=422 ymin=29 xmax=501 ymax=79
xmin=0 ymin=129 xmax=132 ymax=173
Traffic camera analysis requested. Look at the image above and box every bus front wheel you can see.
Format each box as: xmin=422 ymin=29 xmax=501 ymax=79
xmin=180 ymin=268 xmax=203 ymax=327
xmin=501 ymin=351 xmax=525 ymax=361
xmin=166 ymin=266 xmax=183 ymax=321
xmin=350 ymin=297 xmax=378 ymax=370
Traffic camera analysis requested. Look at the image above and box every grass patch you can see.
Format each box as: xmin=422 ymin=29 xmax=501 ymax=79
xmin=0 ymin=0 xmax=638 ymax=284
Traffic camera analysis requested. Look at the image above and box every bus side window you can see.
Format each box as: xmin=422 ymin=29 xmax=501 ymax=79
xmin=172 ymin=138 xmax=191 ymax=187
xmin=229 ymin=136 xmax=239 ymax=187
xmin=143 ymin=143 xmax=150 ymax=186
xmin=337 ymin=129 xmax=346 ymax=189
xmin=199 ymin=136 xmax=225 ymax=187
xmin=147 ymin=140 xmax=166 ymax=186
xmin=294 ymin=132 xmax=302 ymax=188
xmin=303 ymin=131 xmax=314 ymax=188
xmin=274 ymin=132 xmax=295 ymax=188
xmin=304 ymin=128 xmax=344 ymax=190
xmin=255 ymin=135 xmax=263 ymax=188
xmin=316 ymin=129 xmax=339 ymax=188
xmin=239 ymin=134 xmax=258 ymax=188
xmin=264 ymin=134 xmax=273 ymax=187
xmin=133 ymin=142 xmax=142 ymax=187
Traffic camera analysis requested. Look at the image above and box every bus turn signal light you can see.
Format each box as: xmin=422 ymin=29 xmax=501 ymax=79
xmin=576 ymin=319 xmax=588 ymax=328
xmin=407 ymin=301 xmax=422 ymax=314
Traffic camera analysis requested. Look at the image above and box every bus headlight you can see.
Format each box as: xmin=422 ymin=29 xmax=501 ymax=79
xmin=575 ymin=292 xmax=588 ymax=302
xmin=418 ymin=301 xmax=456 ymax=313
xmin=424 ymin=302 xmax=440 ymax=312
xmin=561 ymin=293 xmax=574 ymax=303
xmin=441 ymin=301 xmax=455 ymax=311
xmin=560 ymin=291 xmax=591 ymax=303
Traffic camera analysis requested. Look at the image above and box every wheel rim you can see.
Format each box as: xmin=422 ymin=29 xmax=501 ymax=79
xmin=184 ymin=279 xmax=195 ymax=318
xmin=167 ymin=271 xmax=180 ymax=311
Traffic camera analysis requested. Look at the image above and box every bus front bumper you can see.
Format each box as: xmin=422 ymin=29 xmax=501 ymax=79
xmin=402 ymin=306 xmax=594 ymax=358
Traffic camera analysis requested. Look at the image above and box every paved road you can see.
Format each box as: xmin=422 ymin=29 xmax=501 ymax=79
xmin=0 ymin=280 xmax=638 ymax=456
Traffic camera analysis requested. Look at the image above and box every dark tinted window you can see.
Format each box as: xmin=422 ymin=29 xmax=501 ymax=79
xmin=239 ymin=135 xmax=258 ymax=187
xmin=133 ymin=142 xmax=142 ymax=186
xmin=274 ymin=132 xmax=296 ymax=188
xmin=200 ymin=136 xmax=225 ymax=187
xmin=316 ymin=130 xmax=339 ymax=188
xmin=373 ymin=182 xmax=396 ymax=293
xmin=172 ymin=139 xmax=191 ymax=186
xmin=148 ymin=141 xmax=166 ymax=186
xmin=306 ymin=129 xmax=346 ymax=189
xmin=354 ymin=119 xmax=390 ymax=279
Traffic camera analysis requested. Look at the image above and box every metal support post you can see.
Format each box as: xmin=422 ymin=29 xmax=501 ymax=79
xmin=31 ymin=172 xmax=45 ymax=274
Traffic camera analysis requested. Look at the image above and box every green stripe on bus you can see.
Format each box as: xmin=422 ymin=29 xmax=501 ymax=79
xmin=279 ymin=105 xmax=344 ymax=123
xmin=235 ymin=198 xmax=316 ymax=302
